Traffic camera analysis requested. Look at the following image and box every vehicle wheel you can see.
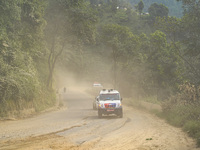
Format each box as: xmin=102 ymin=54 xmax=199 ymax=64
xmin=119 ymin=110 xmax=123 ymax=118
xmin=119 ymin=112 xmax=123 ymax=118
xmin=98 ymin=110 xmax=102 ymax=118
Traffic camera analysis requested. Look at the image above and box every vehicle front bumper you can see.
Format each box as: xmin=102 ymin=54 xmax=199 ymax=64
xmin=98 ymin=107 xmax=123 ymax=115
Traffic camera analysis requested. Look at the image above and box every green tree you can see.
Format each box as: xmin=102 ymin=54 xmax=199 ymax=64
xmin=178 ymin=0 xmax=200 ymax=56
xmin=155 ymin=16 xmax=182 ymax=42
xmin=135 ymin=0 xmax=144 ymax=16
xmin=129 ymin=0 xmax=183 ymax=18
xmin=147 ymin=30 xmax=183 ymax=99
xmin=0 ymin=0 xmax=52 ymax=116
xmin=174 ymin=0 xmax=200 ymax=84
xmin=45 ymin=0 xmax=97 ymax=88
xmin=111 ymin=0 xmax=119 ymax=13
xmin=101 ymin=24 xmax=137 ymax=88
xmin=148 ymin=3 xmax=169 ymax=21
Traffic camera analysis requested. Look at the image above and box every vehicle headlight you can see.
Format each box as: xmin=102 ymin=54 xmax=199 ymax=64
xmin=98 ymin=104 xmax=104 ymax=108
xmin=117 ymin=103 xmax=122 ymax=108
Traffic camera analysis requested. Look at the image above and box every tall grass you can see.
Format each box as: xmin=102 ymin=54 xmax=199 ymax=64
xmin=0 ymin=89 xmax=56 ymax=119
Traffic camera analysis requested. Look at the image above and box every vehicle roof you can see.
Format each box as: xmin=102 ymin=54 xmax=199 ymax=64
xmin=99 ymin=89 xmax=119 ymax=94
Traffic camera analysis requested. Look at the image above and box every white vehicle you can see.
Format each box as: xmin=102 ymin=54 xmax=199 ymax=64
xmin=92 ymin=82 xmax=103 ymax=110
xmin=97 ymin=89 xmax=123 ymax=118
xmin=93 ymin=96 xmax=99 ymax=110
xmin=93 ymin=83 xmax=103 ymax=88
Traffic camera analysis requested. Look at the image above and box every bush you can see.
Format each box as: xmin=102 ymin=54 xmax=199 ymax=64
xmin=0 ymin=55 xmax=56 ymax=118
xmin=184 ymin=121 xmax=200 ymax=136
xmin=161 ymin=83 xmax=200 ymax=147
xmin=183 ymin=121 xmax=200 ymax=147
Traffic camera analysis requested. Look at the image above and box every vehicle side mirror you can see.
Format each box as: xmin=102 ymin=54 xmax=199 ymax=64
xmin=121 ymin=98 xmax=123 ymax=101
xmin=97 ymin=98 xmax=99 ymax=102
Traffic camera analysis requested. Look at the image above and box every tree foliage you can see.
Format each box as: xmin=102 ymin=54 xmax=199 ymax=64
xmin=45 ymin=0 xmax=97 ymax=88
xmin=0 ymin=0 xmax=54 ymax=117
xmin=135 ymin=0 xmax=144 ymax=15
xmin=148 ymin=3 xmax=169 ymax=20
xmin=129 ymin=0 xmax=183 ymax=18
xmin=101 ymin=24 xmax=138 ymax=88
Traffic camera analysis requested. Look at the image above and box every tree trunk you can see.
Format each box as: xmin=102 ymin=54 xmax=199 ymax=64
xmin=112 ymin=47 xmax=117 ymax=89
xmin=47 ymin=42 xmax=65 ymax=89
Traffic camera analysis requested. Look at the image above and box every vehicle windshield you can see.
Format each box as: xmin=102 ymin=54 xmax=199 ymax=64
xmin=99 ymin=94 xmax=120 ymax=100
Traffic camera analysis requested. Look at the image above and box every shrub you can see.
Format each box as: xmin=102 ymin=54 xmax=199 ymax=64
xmin=161 ymin=83 xmax=200 ymax=147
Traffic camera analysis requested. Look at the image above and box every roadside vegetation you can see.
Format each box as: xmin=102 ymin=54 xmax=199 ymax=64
xmin=160 ymin=83 xmax=200 ymax=146
xmin=0 ymin=0 xmax=200 ymax=146
xmin=0 ymin=0 xmax=56 ymax=118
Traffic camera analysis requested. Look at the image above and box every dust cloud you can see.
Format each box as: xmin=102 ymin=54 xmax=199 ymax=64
xmin=54 ymin=67 xmax=96 ymax=95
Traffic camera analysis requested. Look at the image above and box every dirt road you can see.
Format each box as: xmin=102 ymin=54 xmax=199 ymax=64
xmin=0 ymin=90 xmax=199 ymax=150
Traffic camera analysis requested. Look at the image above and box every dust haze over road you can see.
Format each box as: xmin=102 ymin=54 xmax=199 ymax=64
xmin=0 ymin=87 xmax=199 ymax=150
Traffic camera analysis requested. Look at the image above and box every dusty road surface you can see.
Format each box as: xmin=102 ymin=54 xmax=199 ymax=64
xmin=0 ymin=89 xmax=199 ymax=150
